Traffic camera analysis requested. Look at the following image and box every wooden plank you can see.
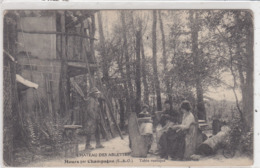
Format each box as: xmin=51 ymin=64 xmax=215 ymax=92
xmin=103 ymin=103 xmax=115 ymax=138
xmin=4 ymin=50 xmax=16 ymax=62
xmin=70 ymin=78 xmax=85 ymax=98
xmin=103 ymin=94 xmax=123 ymax=139
xmin=99 ymin=110 xmax=110 ymax=141
xmin=64 ymin=125 xmax=82 ymax=129
xmin=16 ymin=74 xmax=38 ymax=89
xmin=17 ymin=29 xmax=97 ymax=40
xmin=100 ymin=101 xmax=114 ymax=139
xmin=68 ymin=61 xmax=97 ymax=69
xmin=67 ymin=61 xmax=98 ymax=77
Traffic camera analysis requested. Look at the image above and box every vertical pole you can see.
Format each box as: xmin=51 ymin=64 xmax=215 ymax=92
xmin=59 ymin=11 xmax=70 ymax=116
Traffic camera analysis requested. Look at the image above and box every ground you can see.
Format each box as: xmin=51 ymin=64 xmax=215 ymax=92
xmin=26 ymin=135 xmax=253 ymax=167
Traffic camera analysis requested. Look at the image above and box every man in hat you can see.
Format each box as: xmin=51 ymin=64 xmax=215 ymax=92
xmin=83 ymin=87 xmax=104 ymax=150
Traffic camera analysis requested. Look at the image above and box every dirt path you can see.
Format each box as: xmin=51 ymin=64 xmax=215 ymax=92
xmin=28 ymin=135 xmax=252 ymax=167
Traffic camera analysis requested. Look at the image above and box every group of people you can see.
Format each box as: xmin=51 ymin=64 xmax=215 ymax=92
xmin=80 ymin=86 xmax=196 ymax=161
xmin=138 ymin=100 xmax=196 ymax=160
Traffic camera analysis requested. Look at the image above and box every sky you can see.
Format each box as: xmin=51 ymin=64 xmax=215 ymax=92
xmin=206 ymin=72 xmax=242 ymax=101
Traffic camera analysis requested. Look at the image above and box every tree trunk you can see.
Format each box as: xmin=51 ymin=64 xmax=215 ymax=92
xmin=119 ymin=98 xmax=125 ymax=130
xmin=128 ymin=113 xmax=148 ymax=157
xmin=159 ymin=11 xmax=171 ymax=98
xmin=117 ymin=42 xmax=131 ymax=120
xmin=234 ymin=13 xmax=246 ymax=120
xmin=197 ymin=126 xmax=231 ymax=155
xmin=196 ymin=84 xmax=206 ymax=120
xmin=135 ymin=30 xmax=142 ymax=112
xmin=152 ymin=10 xmax=162 ymax=111
xmin=236 ymin=41 xmax=247 ymax=122
xmin=121 ymin=12 xmax=135 ymax=112
xmin=233 ymin=12 xmax=253 ymax=130
xmin=190 ymin=11 xmax=205 ymax=120
xmin=97 ymin=12 xmax=109 ymax=81
xmin=141 ymin=34 xmax=149 ymax=105
xmin=244 ymin=12 xmax=254 ymax=130
xmin=159 ymin=11 xmax=173 ymax=110
xmin=89 ymin=15 xmax=96 ymax=87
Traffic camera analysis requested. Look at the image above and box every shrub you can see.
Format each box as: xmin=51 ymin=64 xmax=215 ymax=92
xmin=19 ymin=98 xmax=72 ymax=154
xmin=228 ymin=111 xmax=253 ymax=157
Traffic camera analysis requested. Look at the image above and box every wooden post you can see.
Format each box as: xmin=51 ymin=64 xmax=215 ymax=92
xmin=59 ymin=11 xmax=70 ymax=116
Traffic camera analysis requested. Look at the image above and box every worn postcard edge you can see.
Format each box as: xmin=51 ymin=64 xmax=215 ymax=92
xmin=0 ymin=1 xmax=259 ymax=168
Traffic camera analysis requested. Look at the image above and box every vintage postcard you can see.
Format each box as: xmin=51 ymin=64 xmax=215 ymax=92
xmin=2 ymin=5 xmax=257 ymax=167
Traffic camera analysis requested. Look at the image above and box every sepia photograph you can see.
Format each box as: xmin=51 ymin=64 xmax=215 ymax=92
xmin=3 ymin=9 xmax=254 ymax=166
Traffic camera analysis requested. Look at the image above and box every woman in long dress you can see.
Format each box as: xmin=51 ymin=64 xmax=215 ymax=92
xmin=159 ymin=100 xmax=195 ymax=160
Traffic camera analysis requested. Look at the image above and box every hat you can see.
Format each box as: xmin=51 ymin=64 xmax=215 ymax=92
xmin=89 ymin=87 xmax=101 ymax=94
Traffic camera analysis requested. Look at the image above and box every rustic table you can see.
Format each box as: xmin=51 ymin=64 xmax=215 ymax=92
xmin=63 ymin=125 xmax=82 ymax=157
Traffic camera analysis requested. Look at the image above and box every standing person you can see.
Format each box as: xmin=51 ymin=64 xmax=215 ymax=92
xmin=83 ymin=87 xmax=104 ymax=150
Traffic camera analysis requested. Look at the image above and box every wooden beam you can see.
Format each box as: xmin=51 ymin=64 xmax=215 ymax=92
xmin=67 ymin=61 xmax=98 ymax=69
xmin=16 ymin=74 xmax=39 ymax=90
xmin=17 ymin=29 xmax=97 ymax=40
xmin=4 ymin=50 xmax=17 ymax=63
xmin=67 ymin=61 xmax=98 ymax=77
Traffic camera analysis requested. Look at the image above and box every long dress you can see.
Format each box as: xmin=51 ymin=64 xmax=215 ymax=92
xmin=159 ymin=112 xmax=195 ymax=159
xmin=150 ymin=110 xmax=179 ymax=154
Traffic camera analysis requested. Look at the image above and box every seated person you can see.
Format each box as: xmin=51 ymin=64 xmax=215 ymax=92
xmin=138 ymin=104 xmax=151 ymax=118
xmin=160 ymin=100 xmax=180 ymax=127
xmin=151 ymin=101 xmax=179 ymax=154
xmin=159 ymin=100 xmax=195 ymax=160
xmin=138 ymin=104 xmax=153 ymax=152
